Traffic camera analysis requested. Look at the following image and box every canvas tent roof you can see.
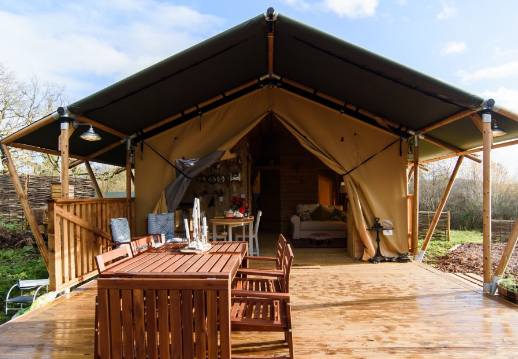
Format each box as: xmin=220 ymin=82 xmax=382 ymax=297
xmin=3 ymin=11 xmax=518 ymax=167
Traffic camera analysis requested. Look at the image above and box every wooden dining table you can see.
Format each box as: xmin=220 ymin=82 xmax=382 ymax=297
xmin=98 ymin=241 xmax=248 ymax=359
xmin=100 ymin=241 xmax=248 ymax=279
xmin=210 ymin=216 xmax=254 ymax=251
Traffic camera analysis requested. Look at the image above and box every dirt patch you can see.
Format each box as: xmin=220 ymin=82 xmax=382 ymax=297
xmin=431 ymin=242 xmax=518 ymax=277
xmin=0 ymin=227 xmax=37 ymax=249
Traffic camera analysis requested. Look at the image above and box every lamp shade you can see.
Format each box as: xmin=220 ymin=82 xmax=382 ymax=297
xmin=80 ymin=125 xmax=102 ymax=141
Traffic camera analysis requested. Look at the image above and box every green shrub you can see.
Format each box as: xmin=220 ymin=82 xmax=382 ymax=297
xmin=499 ymin=275 xmax=517 ymax=293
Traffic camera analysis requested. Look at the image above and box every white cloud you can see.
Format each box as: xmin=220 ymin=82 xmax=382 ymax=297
xmin=456 ymin=61 xmax=518 ymax=83
xmin=480 ymin=87 xmax=518 ymax=112
xmin=396 ymin=0 xmax=409 ymax=5
xmin=437 ymin=0 xmax=457 ymax=20
xmin=0 ymin=0 xmax=225 ymax=98
xmin=322 ymin=0 xmax=379 ymax=19
xmin=440 ymin=41 xmax=467 ymax=55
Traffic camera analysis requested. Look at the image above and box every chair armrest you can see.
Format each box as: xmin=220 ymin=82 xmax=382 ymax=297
xmin=289 ymin=214 xmax=300 ymax=225
xmin=231 ymin=290 xmax=290 ymax=300
xmin=237 ymin=268 xmax=283 ymax=277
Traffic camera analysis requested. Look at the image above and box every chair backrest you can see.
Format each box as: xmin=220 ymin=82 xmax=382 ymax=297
xmin=96 ymin=277 xmax=231 ymax=359
xmin=280 ymin=244 xmax=294 ymax=292
xmin=276 ymin=234 xmax=288 ymax=270
xmin=95 ymin=245 xmax=133 ymax=273
xmin=147 ymin=212 xmax=175 ymax=242
xmin=110 ymin=218 xmax=131 ymax=244
xmin=130 ymin=236 xmax=156 ymax=255
xmin=253 ymin=210 xmax=262 ymax=234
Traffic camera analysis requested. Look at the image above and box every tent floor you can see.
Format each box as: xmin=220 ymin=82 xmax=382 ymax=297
xmin=1 ymin=232 xmax=517 ymax=358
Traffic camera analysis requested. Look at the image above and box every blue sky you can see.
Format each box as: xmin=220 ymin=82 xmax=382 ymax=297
xmin=1 ymin=0 xmax=518 ymax=172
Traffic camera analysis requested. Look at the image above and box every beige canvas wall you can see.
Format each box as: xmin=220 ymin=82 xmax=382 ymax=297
xmin=134 ymin=87 xmax=408 ymax=258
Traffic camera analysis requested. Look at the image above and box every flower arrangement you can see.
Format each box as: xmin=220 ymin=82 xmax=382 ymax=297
xmin=229 ymin=196 xmax=248 ymax=214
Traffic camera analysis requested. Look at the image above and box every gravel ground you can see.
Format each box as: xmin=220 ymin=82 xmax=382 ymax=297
xmin=431 ymin=242 xmax=518 ymax=277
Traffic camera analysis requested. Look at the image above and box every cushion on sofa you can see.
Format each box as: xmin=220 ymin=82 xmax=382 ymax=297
xmin=329 ymin=208 xmax=347 ymax=221
xmin=296 ymin=203 xmax=320 ymax=215
xmin=300 ymin=220 xmax=347 ymax=231
xmin=297 ymin=210 xmax=312 ymax=221
xmin=310 ymin=206 xmax=332 ymax=221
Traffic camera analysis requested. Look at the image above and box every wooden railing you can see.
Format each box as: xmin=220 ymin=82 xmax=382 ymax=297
xmin=47 ymin=198 xmax=135 ymax=292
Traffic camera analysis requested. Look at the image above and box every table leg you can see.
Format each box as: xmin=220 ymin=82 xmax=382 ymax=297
xmin=248 ymin=221 xmax=253 ymax=255
xmin=228 ymin=226 xmax=233 ymax=242
xmin=212 ymin=223 xmax=217 ymax=241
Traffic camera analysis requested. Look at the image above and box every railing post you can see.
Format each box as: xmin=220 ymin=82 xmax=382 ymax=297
xmin=47 ymin=201 xmax=57 ymax=291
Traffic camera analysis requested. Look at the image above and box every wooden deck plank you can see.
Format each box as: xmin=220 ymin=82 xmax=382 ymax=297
xmin=1 ymin=234 xmax=518 ymax=358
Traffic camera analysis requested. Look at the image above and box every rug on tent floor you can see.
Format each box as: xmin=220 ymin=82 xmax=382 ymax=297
xmin=289 ymin=237 xmax=347 ymax=249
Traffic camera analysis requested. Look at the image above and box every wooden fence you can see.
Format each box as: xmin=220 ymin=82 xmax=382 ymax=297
xmin=418 ymin=211 xmax=450 ymax=241
xmin=0 ymin=174 xmax=95 ymax=228
xmin=48 ymin=198 xmax=135 ymax=292
xmin=492 ymin=219 xmax=516 ymax=243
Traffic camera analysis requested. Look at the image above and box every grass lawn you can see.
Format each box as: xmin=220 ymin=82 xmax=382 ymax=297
xmin=0 ymin=246 xmax=48 ymax=325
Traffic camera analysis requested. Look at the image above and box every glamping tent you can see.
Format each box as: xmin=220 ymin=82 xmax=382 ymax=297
xmin=3 ymin=9 xmax=518 ymax=287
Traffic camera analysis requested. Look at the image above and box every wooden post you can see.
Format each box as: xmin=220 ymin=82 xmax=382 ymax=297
xmin=411 ymin=136 xmax=420 ymax=255
xmin=481 ymin=100 xmax=494 ymax=293
xmin=416 ymin=156 xmax=464 ymax=261
xmin=126 ymin=140 xmax=132 ymax=199
xmin=60 ymin=120 xmax=70 ymax=199
xmin=85 ymin=161 xmax=103 ymax=198
xmin=1 ymin=144 xmax=49 ymax=266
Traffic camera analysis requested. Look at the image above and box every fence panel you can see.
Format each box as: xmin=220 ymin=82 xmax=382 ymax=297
xmin=48 ymin=198 xmax=135 ymax=292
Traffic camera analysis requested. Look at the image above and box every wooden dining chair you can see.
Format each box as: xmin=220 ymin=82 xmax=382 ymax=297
xmin=230 ymin=289 xmax=294 ymax=358
xmin=95 ymin=245 xmax=133 ymax=273
xmin=233 ymin=244 xmax=294 ymax=294
xmin=109 ymin=217 xmax=161 ymax=250
xmin=237 ymin=234 xmax=287 ymax=277
xmin=235 ymin=210 xmax=262 ymax=255
xmin=130 ymin=236 xmax=157 ymax=255
xmin=95 ymin=277 xmax=232 ymax=359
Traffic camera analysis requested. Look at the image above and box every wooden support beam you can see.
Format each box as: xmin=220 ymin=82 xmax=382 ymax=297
xmin=482 ymin=119 xmax=492 ymax=291
xmin=60 ymin=125 xmax=70 ymax=199
xmin=470 ymin=113 xmax=484 ymax=133
xmin=495 ymin=217 xmax=518 ymax=277
xmin=408 ymin=166 xmax=415 ymax=183
xmin=75 ymin=115 xmax=128 ymax=139
xmin=418 ymin=109 xmax=476 ymax=134
xmin=419 ymin=138 xmax=518 ymax=165
xmin=1 ymin=144 xmax=49 ymax=266
xmin=422 ymin=135 xmax=482 ymax=163
xmin=418 ymin=156 xmax=464 ymax=260
xmin=1 ymin=110 xmax=62 ymax=145
xmin=85 ymin=161 xmax=103 ymax=198
xmin=267 ymin=31 xmax=274 ymax=75
xmin=126 ymin=143 xmax=132 ymax=199
xmin=411 ymin=137 xmax=420 ymax=255
xmin=494 ymin=105 xmax=518 ymax=124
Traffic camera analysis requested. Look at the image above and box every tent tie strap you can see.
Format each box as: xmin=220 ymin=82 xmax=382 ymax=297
xmin=342 ymin=138 xmax=401 ymax=177
xmin=142 ymin=141 xmax=191 ymax=179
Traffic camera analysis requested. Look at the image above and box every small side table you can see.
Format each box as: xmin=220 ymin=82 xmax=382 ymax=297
xmin=308 ymin=233 xmax=333 ymax=245
xmin=368 ymin=218 xmax=395 ymax=263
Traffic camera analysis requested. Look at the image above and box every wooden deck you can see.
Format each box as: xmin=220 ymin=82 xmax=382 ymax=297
xmin=1 ymin=233 xmax=517 ymax=358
